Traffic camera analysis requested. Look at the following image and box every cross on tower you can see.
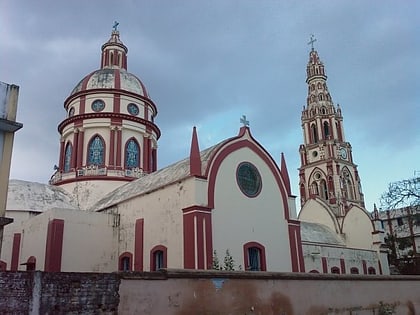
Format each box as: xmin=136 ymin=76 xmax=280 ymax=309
xmin=113 ymin=21 xmax=119 ymax=31
xmin=240 ymin=115 xmax=249 ymax=127
xmin=308 ymin=34 xmax=316 ymax=51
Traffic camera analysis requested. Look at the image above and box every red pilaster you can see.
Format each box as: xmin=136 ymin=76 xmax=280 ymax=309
xmin=109 ymin=127 xmax=115 ymax=167
xmin=58 ymin=139 xmax=65 ymax=170
xmin=287 ymin=220 xmax=305 ymax=272
xmin=72 ymin=131 xmax=78 ymax=169
xmin=134 ymin=219 xmax=144 ymax=271
xmin=362 ymin=260 xmax=367 ymax=274
xmin=340 ymin=257 xmax=346 ymax=274
xmin=116 ymin=128 xmax=122 ymax=168
xmin=11 ymin=233 xmax=21 ymax=271
xmin=183 ymin=206 xmax=213 ymax=269
xmin=77 ymin=129 xmax=84 ymax=168
xmin=321 ymin=257 xmax=328 ymax=273
xmin=44 ymin=219 xmax=64 ymax=272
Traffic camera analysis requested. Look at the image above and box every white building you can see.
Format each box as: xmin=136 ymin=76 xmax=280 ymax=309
xmin=0 ymin=29 xmax=388 ymax=275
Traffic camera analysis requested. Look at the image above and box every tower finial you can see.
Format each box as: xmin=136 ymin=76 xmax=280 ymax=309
xmin=240 ymin=115 xmax=249 ymax=127
xmin=308 ymin=34 xmax=316 ymax=51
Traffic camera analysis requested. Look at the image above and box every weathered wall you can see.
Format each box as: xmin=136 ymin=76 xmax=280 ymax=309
xmin=120 ymin=270 xmax=419 ymax=315
xmin=0 ymin=271 xmax=120 ymax=315
xmin=1 ymin=270 xmax=419 ymax=314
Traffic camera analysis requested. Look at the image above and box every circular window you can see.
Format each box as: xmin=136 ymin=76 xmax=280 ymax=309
xmin=314 ymin=172 xmax=321 ymax=180
xmin=236 ymin=162 xmax=262 ymax=197
xmin=312 ymin=150 xmax=318 ymax=157
xmin=68 ymin=107 xmax=75 ymax=117
xmin=127 ymin=103 xmax=139 ymax=116
xmin=92 ymin=99 xmax=105 ymax=112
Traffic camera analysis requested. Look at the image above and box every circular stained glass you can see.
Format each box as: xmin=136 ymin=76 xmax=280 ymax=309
xmin=127 ymin=103 xmax=139 ymax=116
xmin=236 ymin=162 xmax=262 ymax=197
xmin=92 ymin=99 xmax=105 ymax=112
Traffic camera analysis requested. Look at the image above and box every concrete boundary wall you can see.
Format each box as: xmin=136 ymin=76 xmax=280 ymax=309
xmin=1 ymin=270 xmax=419 ymax=314
xmin=119 ymin=269 xmax=419 ymax=315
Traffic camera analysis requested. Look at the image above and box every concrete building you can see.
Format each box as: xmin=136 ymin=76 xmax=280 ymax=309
xmin=0 ymin=29 xmax=388 ymax=275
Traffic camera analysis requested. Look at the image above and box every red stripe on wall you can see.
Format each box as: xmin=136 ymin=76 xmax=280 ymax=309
xmin=44 ymin=219 xmax=64 ymax=272
xmin=362 ymin=260 xmax=367 ymax=274
xmin=134 ymin=219 xmax=144 ymax=271
xmin=11 ymin=233 xmax=21 ymax=271
xmin=196 ymin=213 xmax=204 ymax=269
xmin=340 ymin=258 xmax=346 ymax=274
xmin=183 ymin=212 xmax=195 ymax=269
xmin=287 ymin=220 xmax=305 ymax=272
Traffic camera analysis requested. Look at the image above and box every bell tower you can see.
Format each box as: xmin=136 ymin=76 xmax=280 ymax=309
xmin=298 ymin=38 xmax=365 ymax=217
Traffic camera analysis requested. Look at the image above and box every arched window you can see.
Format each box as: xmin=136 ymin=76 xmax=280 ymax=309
xmin=0 ymin=260 xmax=6 ymax=271
xmin=320 ymin=179 xmax=328 ymax=200
xmin=317 ymin=82 xmax=322 ymax=89
xmin=368 ymin=267 xmax=376 ymax=275
xmin=243 ymin=242 xmax=266 ymax=271
xmin=311 ymin=124 xmax=318 ymax=143
xmin=88 ymin=135 xmax=105 ymax=166
xmin=64 ymin=142 xmax=72 ymax=172
xmin=319 ymin=93 xmax=324 ymax=101
xmin=150 ymin=245 xmax=167 ymax=271
xmin=323 ymin=121 xmax=330 ymax=138
xmin=331 ymin=266 xmax=340 ymax=274
xmin=311 ymin=181 xmax=319 ymax=196
xmin=119 ymin=252 xmax=133 ymax=271
xmin=26 ymin=256 xmax=36 ymax=271
xmin=125 ymin=138 xmax=140 ymax=169
xmin=350 ymin=267 xmax=359 ymax=274
xmin=309 ymin=269 xmax=319 ymax=273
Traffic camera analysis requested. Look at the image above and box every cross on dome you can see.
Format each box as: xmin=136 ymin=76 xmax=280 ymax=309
xmin=113 ymin=21 xmax=119 ymax=32
xmin=308 ymin=34 xmax=317 ymax=51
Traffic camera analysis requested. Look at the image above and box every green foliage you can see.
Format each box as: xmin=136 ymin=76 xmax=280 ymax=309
xmin=223 ymin=249 xmax=235 ymax=271
xmin=212 ymin=250 xmax=221 ymax=270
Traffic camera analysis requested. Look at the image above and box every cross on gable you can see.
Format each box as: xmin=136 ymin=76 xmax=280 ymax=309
xmin=240 ymin=115 xmax=249 ymax=127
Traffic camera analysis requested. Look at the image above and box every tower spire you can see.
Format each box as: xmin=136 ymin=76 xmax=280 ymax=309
xmin=101 ymin=22 xmax=128 ymax=70
xmin=189 ymin=126 xmax=202 ymax=176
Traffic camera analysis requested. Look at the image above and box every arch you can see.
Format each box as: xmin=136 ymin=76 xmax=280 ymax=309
xmin=331 ymin=266 xmax=340 ymax=274
xmin=243 ymin=242 xmax=266 ymax=271
xmin=87 ymin=135 xmax=105 ymax=166
xmin=311 ymin=181 xmax=319 ymax=196
xmin=125 ymin=138 xmax=140 ymax=169
xmin=309 ymin=269 xmax=319 ymax=273
xmin=64 ymin=142 xmax=73 ymax=172
xmin=368 ymin=267 xmax=376 ymax=275
xmin=311 ymin=124 xmax=318 ymax=143
xmin=150 ymin=245 xmax=167 ymax=271
xmin=319 ymin=93 xmax=324 ymax=101
xmin=119 ymin=252 xmax=133 ymax=271
xmin=323 ymin=121 xmax=330 ymax=138
xmin=0 ymin=260 xmax=6 ymax=271
xmin=26 ymin=256 xmax=36 ymax=271
xmin=341 ymin=168 xmax=355 ymax=200
xmin=300 ymin=183 xmax=306 ymax=202
xmin=350 ymin=267 xmax=359 ymax=274
xmin=320 ymin=107 xmax=327 ymax=115
xmin=311 ymin=84 xmax=315 ymax=91
xmin=317 ymin=82 xmax=322 ymax=89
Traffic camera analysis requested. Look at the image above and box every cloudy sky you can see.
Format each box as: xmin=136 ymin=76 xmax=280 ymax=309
xmin=1 ymin=1 xmax=419 ymax=212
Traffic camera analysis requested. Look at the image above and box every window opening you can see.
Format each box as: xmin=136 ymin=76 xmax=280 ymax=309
xmin=88 ymin=136 xmax=104 ymax=166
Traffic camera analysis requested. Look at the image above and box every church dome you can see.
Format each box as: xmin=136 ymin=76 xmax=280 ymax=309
xmin=70 ymin=68 xmax=149 ymax=97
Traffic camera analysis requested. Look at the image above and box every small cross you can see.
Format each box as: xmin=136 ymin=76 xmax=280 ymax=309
xmin=308 ymin=34 xmax=316 ymax=50
xmin=240 ymin=115 xmax=249 ymax=127
xmin=113 ymin=21 xmax=119 ymax=31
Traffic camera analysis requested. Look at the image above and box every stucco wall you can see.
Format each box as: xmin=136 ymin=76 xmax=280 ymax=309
xmin=212 ymin=147 xmax=292 ymax=271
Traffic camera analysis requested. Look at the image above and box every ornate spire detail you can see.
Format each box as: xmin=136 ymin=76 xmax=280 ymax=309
xmin=100 ymin=23 xmax=128 ymax=70
xmin=280 ymin=152 xmax=291 ymax=196
xmin=189 ymin=126 xmax=202 ymax=176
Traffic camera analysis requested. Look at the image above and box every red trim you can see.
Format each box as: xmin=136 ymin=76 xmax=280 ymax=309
xmin=58 ymin=112 xmax=161 ymax=139
xmin=11 ymin=233 xmax=21 ymax=271
xmin=0 ymin=260 xmax=6 ymax=271
xmin=143 ymin=137 xmax=149 ymax=173
xmin=44 ymin=219 xmax=64 ymax=272
xmin=58 ymin=139 xmax=65 ymax=170
xmin=134 ymin=219 xmax=144 ymax=271
xmin=340 ymin=258 xmax=346 ymax=274
xmin=26 ymin=256 xmax=36 ymax=271
xmin=150 ymin=245 xmax=167 ymax=271
xmin=77 ymin=129 xmax=84 ymax=168
xmin=321 ymin=257 xmax=328 ymax=273
xmin=206 ymin=136 xmax=290 ymax=220
xmin=73 ymin=131 xmax=79 ymax=169
xmin=378 ymin=259 xmax=383 ymax=275
xmin=118 ymin=252 xmax=133 ymax=271
xmin=64 ymin=88 xmax=157 ymax=118
xmin=287 ymin=220 xmax=305 ymax=272
xmin=243 ymin=241 xmax=267 ymax=271
xmin=189 ymin=127 xmax=202 ymax=176
xmin=114 ymin=70 xmax=121 ymax=90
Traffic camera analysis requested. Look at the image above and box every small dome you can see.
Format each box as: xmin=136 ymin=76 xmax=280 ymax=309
xmin=70 ymin=68 xmax=149 ymax=97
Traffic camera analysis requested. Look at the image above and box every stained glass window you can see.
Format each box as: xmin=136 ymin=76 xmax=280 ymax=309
xmin=88 ymin=136 xmax=104 ymax=165
xmin=236 ymin=162 xmax=262 ymax=197
xmin=125 ymin=139 xmax=139 ymax=168
xmin=64 ymin=143 xmax=72 ymax=172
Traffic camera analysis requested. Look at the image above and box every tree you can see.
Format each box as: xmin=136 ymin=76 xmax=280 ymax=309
xmin=380 ymin=176 xmax=420 ymax=209
xmin=223 ymin=249 xmax=235 ymax=271
xmin=212 ymin=250 xmax=221 ymax=270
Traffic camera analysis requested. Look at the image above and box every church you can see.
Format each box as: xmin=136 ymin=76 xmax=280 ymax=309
xmin=0 ymin=28 xmax=389 ymax=275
